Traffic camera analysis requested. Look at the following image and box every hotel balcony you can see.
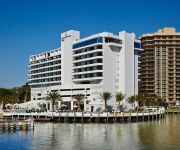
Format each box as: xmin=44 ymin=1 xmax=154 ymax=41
xmin=72 ymin=63 xmax=102 ymax=70
xmin=73 ymin=72 xmax=103 ymax=83
xmin=29 ymin=62 xmax=61 ymax=71
xmin=73 ymin=69 xmax=103 ymax=76
xmin=29 ymin=55 xmax=61 ymax=66
xmin=29 ymin=69 xmax=61 ymax=76
xmin=73 ymin=49 xmax=103 ymax=57
xmin=73 ymin=58 xmax=103 ymax=68
xmin=73 ymin=56 xmax=103 ymax=63
xmin=29 ymin=80 xmax=61 ymax=86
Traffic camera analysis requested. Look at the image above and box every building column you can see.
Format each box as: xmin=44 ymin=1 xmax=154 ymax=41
xmin=71 ymin=100 xmax=73 ymax=111
xmin=45 ymin=102 xmax=48 ymax=110
xmin=50 ymin=102 xmax=52 ymax=111
xmin=84 ymin=99 xmax=86 ymax=111
xmin=58 ymin=101 xmax=61 ymax=109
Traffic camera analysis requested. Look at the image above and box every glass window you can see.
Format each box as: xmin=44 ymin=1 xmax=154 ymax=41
xmin=134 ymin=42 xmax=143 ymax=49
xmin=73 ymin=37 xmax=103 ymax=49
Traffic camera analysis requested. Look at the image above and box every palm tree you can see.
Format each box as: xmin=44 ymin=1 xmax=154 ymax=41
xmin=146 ymin=94 xmax=157 ymax=106
xmin=136 ymin=92 xmax=149 ymax=107
xmin=45 ymin=91 xmax=62 ymax=112
xmin=156 ymin=97 xmax=165 ymax=107
xmin=127 ymin=95 xmax=136 ymax=110
xmin=116 ymin=92 xmax=125 ymax=111
xmin=99 ymin=92 xmax=112 ymax=112
xmin=135 ymin=93 xmax=143 ymax=107
xmin=19 ymin=83 xmax=30 ymax=103
xmin=73 ymin=94 xmax=85 ymax=112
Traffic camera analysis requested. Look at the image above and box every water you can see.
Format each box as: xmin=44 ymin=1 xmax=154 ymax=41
xmin=0 ymin=114 xmax=180 ymax=150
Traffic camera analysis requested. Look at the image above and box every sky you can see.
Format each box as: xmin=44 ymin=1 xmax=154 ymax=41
xmin=0 ymin=0 xmax=180 ymax=88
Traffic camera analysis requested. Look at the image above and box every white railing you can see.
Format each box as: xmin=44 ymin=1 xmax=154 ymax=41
xmin=3 ymin=107 xmax=165 ymax=118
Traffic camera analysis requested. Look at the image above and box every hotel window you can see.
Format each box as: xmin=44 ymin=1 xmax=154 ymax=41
xmin=73 ymin=37 xmax=103 ymax=49
xmin=105 ymin=38 xmax=121 ymax=44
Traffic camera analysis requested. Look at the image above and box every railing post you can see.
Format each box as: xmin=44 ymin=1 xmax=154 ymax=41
xmin=66 ymin=111 xmax=68 ymax=123
xmin=106 ymin=111 xmax=108 ymax=124
xmin=82 ymin=111 xmax=84 ymax=124
xmin=98 ymin=112 xmax=100 ymax=123
xmin=136 ymin=112 xmax=138 ymax=122
xmin=59 ymin=111 xmax=61 ymax=123
xmin=123 ymin=112 xmax=124 ymax=123
xmin=90 ymin=112 xmax=92 ymax=123
xmin=156 ymin=110 xmax=158 ymax=120
xmin=153 ymin=111 xmax=154 ymax=120
xmin=74 ymin=111 xmax=76 ymax=123
xmin=115 ymin=112 xmax=117 ymax=123
xmin=148 ymin=111 xmax=150 ymax=121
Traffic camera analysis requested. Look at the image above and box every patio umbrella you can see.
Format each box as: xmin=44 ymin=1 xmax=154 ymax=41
xmin=5 ymin=104 xmax=13 ymax=108
xmin=13 ymin=103 xmax=19 ymax=109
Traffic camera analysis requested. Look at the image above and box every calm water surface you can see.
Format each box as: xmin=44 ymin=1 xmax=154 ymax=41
xmin=0 ymin=114 xmax=180 ymax=150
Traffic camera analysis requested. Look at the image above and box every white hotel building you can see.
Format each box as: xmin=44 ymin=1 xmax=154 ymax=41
xmin=28 ymin=30 xmax=142 ymax=111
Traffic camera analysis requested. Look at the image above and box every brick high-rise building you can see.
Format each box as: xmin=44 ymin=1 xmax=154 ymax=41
xmin=139 ymin=27 xmax=180 ymax=104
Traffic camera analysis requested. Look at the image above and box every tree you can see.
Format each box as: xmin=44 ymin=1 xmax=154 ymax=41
xmin=18 ymin=83 xmax=30 ymax=103
xmin=0 ymin=88 xmax=18 ymax=105
xmin=156 ymin=97 xmax=165 ymax=106
xmin=73 ymin=94 xmax=85 ymax=112
xmin=146 ymin=94 xmax=157 ymax=106
xmin=45 ymin=91 xmax=62 ymax=112
xmin=135 ymin=93 xmax=143 ymax=107
xmin=0 ymin=83 xmax=30 ymax=105
xmin=127 ymin=95 xmax=136 ymax=110
xmin=116 ymin=92 xmax=125 ymax=111
xmin=99 ymin=92 xmax=112 ymax=112
xmin=136 ymin=92 xmax=149 ymax=107
xmin=152 ymin=96 xmax=165 ymax=107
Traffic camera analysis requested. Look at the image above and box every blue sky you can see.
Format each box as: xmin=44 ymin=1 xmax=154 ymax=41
xmin=0 ymin=0 xmax=180 ymax=88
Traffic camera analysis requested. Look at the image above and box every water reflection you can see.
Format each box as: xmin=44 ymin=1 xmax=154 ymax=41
xmin=1 ymin=115 xmax=180 ymax=150
xmin=0 ymin=130 xmax=30 ymax=150
xmin=138 ymin=115 xmax=180 ymax=150
xmin=30 ymin=123 xmax=141 ymax=150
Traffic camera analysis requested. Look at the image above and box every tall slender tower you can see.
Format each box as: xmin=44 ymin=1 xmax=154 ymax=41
xmin=139 ymin=27 xmax=180 ymax=104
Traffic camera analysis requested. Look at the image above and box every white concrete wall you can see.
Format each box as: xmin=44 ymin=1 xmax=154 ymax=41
xmin=31 ymin=86 xmax=57 ymax=101
xmin=125 ymin=33 xmax=135 ymax=97
xmin=134 ymin=50 xmax=139 ymax=95
xmin=61 ymin=30 xmax=80 ymax=86
xmin=102 ymin=44 xmax=120 ymax=109
xmin=119 ymin=31 xmax=137 ymax=109
xmin=118 ymin=32 xmax=126 ymax=96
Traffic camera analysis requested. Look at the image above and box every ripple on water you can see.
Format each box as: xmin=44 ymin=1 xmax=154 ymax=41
xmin=1 ymin=115 xmax=180 ymax=150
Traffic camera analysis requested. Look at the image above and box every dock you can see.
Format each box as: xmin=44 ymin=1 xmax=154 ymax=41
xmin=0 ymin=118 xmax=34 ymax=131
xmin=0 ymin=109 xmax=34 ymax=131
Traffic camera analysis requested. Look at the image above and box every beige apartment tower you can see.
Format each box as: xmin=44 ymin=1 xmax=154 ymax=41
xmin=139 ymin=27 xmax=180 ymax=104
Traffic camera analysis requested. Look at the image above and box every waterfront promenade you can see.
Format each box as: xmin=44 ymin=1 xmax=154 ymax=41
xmin=2 ymin=108 xmax=165 ymax=123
